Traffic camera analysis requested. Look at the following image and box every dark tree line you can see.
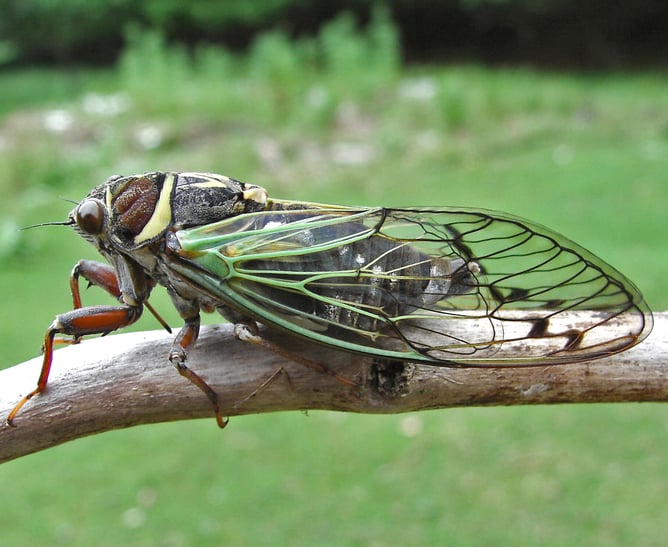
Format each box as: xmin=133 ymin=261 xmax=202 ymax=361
xmin=1 ymin=0 xmax=667 ymax=68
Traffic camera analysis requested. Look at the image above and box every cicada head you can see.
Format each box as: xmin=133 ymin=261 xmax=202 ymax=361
xmin=70 ymin=172 xmax=170 ymax=255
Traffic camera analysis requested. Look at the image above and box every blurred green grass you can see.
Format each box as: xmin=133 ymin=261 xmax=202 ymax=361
xmin=1 ymin=16 xmax=667 ymax=546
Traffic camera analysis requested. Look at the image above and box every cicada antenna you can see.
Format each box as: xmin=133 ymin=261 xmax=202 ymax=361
xmin=21 ymin=219 xmax=75 ymax=230
xmin=21 ymin=197 xmax=79 ymax=230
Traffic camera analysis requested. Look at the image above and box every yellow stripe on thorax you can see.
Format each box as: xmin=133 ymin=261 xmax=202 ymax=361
xmin=133 ymin=173 xmax=175 ymax=245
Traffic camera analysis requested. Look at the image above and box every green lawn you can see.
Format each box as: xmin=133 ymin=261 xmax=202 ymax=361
xmin=0 ymin=26 xmax=667 ymax=545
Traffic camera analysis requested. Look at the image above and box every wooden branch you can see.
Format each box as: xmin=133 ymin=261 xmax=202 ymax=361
xmin=1 ymin=312 xmax=667 ymax=463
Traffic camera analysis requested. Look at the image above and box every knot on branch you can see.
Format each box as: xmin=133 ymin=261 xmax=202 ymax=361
xmin=368 ymin=359 xmax=415 ymax=397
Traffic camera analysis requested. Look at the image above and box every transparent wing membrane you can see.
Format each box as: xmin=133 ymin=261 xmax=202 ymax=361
xmin=175 ymin=205 xmax=652 ymax=366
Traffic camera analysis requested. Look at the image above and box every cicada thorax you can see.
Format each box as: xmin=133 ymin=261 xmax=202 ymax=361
xmin=96 ymin=172 xmax=268 ymax=250
xmin=170 ymin=173 xmax=268 ymax=229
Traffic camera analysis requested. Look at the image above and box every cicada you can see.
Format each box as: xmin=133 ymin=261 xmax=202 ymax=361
xmin=7 ymin=172 xmax=653 ymax=426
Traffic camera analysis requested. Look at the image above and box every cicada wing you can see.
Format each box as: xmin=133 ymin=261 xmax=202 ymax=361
xmin=175 ymin=206 xmax=652 ymax=366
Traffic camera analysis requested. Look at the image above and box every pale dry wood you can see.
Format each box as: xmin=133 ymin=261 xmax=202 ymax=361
xmin=1 ymin=312 xmax=666 ymax=464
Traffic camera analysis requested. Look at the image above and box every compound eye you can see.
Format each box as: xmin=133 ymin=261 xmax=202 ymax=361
xmin=76 ymin=199 xmax=105 ymax=234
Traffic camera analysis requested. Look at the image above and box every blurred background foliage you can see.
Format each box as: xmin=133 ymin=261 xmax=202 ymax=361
xmin=1 ymin=0 xmax=668 ymax=67
xmin=1 ymin=1 xmax=667 ymax=545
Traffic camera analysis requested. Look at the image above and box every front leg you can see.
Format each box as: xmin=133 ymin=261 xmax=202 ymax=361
xmin=6 ymin=304 xmax=142 ymax=426
xmin=71 ymin=260 xmax=171 ymax=333
xmin=70 ymin=259 xmax=123 ymax=308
